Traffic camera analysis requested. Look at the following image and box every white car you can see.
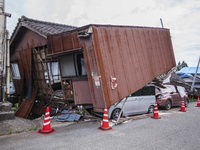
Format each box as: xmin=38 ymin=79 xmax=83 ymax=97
xmin=108 ymin=84 xmax=156 ymax=119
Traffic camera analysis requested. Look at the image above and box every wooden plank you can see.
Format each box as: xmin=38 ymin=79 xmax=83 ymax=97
xmin=15 ymin=87 xmax=37 ymax=119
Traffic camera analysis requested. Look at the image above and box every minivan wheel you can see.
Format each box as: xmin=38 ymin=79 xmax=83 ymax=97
xmin=165 ymin=100 xmax=171 ymax=110
xmin=148 ymin=105 xmax=154 ymax=114
xmin=111 ymin=108 xmax=122 ymax=119
xmin=185 ymin=99 xmax=189 ymax=107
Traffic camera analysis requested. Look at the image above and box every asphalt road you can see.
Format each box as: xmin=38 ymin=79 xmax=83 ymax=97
xmin=0 ymin=102 xmax=200 ymax=150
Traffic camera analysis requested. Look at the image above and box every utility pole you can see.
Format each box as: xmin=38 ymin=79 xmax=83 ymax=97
xmin=0 ymin=0 xmax=5 ymax=102
xmin=0 ymin=0 xmax=11 ymax=102
xmin=6 ymin=30 xmax=10 ymax=100
xmin=191 ymin=57 xmax=200 ymax=92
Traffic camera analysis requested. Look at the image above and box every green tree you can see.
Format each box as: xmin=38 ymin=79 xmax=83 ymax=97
xmin=177 ymin=61 xmax=188 ymax=71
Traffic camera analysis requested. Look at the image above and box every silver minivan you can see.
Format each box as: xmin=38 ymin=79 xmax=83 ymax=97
xmin=108 ymin=84 xmax=156 ymax=119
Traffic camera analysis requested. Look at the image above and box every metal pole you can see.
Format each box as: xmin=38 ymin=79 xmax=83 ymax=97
xmin=6 ymin=30 xmax=10 ymax=99
xmin=160 ymin=18 xmax=164 ymax=28
xmin=0 ymin=0 xmax=5 ymax=102
xmin=115 ymin=96 xmax=128 ymax=125
xmin=191 ymin=57 xmax=200 ymax=92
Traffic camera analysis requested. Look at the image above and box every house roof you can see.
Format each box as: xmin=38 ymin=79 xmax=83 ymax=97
xmin=10 ymin=16 xmax=77 ymax=51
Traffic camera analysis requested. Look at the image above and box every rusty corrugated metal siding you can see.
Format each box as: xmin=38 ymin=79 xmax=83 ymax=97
xmin=80 ymin=35 xmax=105 ymax=112
xmin=91 ymin=25 xmax=176 ymax=108
xmin=47 ymin=32 xmax=81 ymax=55
xmin=47 ymin=24 xmax=176 ymax=111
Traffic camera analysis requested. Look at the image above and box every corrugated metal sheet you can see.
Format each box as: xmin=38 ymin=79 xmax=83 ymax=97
xmin=90 ymin=26 xmax=175 ymax=108
xmin=47 ymin=24 xmax=176 ymax=112
xmin=80 ymin=35 xmax=106 ymax=112
xmin=47 ymin=32 xmax=81 ymax=55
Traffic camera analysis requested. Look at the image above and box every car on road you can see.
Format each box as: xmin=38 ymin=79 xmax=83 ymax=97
xmin=108 ymin=84 xmax=156 ymax=119
xmin=156 ymin=85 xmax=189 ymax=110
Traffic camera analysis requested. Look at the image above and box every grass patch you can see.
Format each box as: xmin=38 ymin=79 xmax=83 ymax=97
xmin=27 ymin=128 xmax=37 ymax=131
xmin=15 ymin=130 xmax=23 ymax=134
xmin=12 ymin=103 xmax=19 ymax=111
xmin=8 ymin=131 xmax=12 ymax=135
xmin=189 ymin=98 xmax=197 ymax=103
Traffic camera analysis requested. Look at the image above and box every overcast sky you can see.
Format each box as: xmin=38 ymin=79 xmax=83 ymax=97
xmin=5 ymin=0 xmax=200 ymax=67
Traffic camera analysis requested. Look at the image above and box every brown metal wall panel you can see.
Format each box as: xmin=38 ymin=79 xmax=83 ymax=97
xmin=47 ymin=32 xmax=82 ymax=55
xmin=73 ymin=81 xmax=93 ymax=105
xmin=71 ymin=32 xmax=82 ymax=48
xmin=52 ymin=36 xmax=63 ymax=53
xmin=91 ymin=27 xmax=116 ymax=108
xmin=80 ymin=35 xmax=105 ymax=112
xmin=62 ymin=34 xmax=74 ymax=50
xmin=92 ymin=26 xmax=176 ymax=108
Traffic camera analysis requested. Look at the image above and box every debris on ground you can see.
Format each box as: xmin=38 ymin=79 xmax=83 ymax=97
xmin=111 ymin=114 xmax=151 ymax=125
xmin=54 ymin=110 xmax=82 ymax=122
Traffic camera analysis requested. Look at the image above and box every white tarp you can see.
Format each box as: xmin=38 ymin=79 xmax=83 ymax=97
xmin=177 ymin=86 xmax=187 ymax=98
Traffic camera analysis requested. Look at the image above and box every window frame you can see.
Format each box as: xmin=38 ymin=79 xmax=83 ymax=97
xmin=10 ymin=63 xmax=21 ymax=79
xmin=58 ymin=52 xmax=87 ymax=78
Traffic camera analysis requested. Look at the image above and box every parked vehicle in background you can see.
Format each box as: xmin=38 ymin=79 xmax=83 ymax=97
xmin=108 ymin=84 xmax=156 ymax=119
xmin=156 ymin=85 xmax=189 ymax=110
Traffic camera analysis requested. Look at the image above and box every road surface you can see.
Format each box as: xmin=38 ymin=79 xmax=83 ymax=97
xmin=0 ymin=102 xmax=200 ymax=150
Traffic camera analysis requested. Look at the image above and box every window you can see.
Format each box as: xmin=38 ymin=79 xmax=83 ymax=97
xmin=47 ymin=62 xmax=60 ymax=82
xmin=130 ymin=85 xmax=155 ymax=97
xmin=141 ymin=86 xmax=149 ymax=95
xmin=59 ymin=53 xmax=87 ymax=78
xmin=149 ymin=86 xmax=155 ymax=95
xmin=60 ymin=54 xmax=76 ymax=77
xmin=10 ymin=63 xmax=21 ymax=79
xmin=76 ymin=54 xmax=87 ymax=76
xmin=131 ymin=90 xmax=141 ymax=96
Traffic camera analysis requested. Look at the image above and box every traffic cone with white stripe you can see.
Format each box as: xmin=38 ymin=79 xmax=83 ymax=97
xmin=37 ymin=107 xmax=56 ymax=135
xmin=179 ymin=99 xmax=186 ymax=112
xmin=151 ymin=102 xmax=161 ymax=119
xmin=98 ymin=106 xmax=113 ymax=131
xmin=196 ymin=97 xmax=200 ymax=107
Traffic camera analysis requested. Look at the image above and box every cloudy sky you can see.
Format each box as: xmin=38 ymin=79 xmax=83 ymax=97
xmin=5 ymin=0 xmax=200 ymax=67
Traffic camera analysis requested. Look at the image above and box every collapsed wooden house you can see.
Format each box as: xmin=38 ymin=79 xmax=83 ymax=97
xmin=10 ymin=16 xmax=76 ymax=117
xmin=10 ymin=16 xmax=176 ymax=117
xmin=47 ymin=24 xmax=176 ymax=112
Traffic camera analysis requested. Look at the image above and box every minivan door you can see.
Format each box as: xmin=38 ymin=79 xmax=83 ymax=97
xmin=124 ymin=90 xmax=141 ymax=115
xmin=138 ymin=86 xmax=155 ymax=113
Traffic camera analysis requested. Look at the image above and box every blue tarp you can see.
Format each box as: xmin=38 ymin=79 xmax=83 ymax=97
xmin=180 ymin=74 xmax=193 ymax=78
xmin=53 ymin=110 xmax=81 ymax=122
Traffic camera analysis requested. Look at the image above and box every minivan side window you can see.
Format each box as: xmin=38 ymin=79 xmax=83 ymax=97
xmin=141 ymin=86 xmax=149 ymax=95
xmin=131 ymin=90 xmax=141 ymax=96
xmin=130 ymin=85 xmax=155 ymax=97
xmin=149 ymin=86 xmax=155 ymax=95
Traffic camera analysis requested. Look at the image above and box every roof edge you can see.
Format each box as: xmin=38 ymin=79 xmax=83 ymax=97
xmin=47 ymin=24 xmax=170 ymax=38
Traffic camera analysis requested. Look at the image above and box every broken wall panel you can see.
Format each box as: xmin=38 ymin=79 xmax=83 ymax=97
xmin=80 ymin=35 xmax=105 ymax=112
xmin=73 ymin=80 xmax=92 ymax=105
xmin=91 ymin=25 xmax=176 ymax=108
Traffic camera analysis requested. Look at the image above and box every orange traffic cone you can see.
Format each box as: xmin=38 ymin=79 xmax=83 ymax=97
xmin=98 ymin=106 xmax=113 ymax=131
xmin=196 ymin=97 xmax=200 ymax=107
xmin=151 ymin=102 xmax=161 ymax=119
xmin=179 ymin=99 xmax=186 ymax=112
xmin=37 ymin=107 xmax=56 ymax=135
